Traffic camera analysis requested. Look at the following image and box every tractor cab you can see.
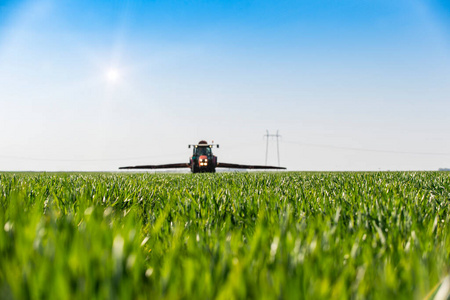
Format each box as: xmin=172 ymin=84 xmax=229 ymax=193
xmin=193 ymin=145 xmax=212 ymax=156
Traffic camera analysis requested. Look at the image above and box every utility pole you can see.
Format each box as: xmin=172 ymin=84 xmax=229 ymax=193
xmin=276 ymin=130 xmax=280 ymax=167
xmin=265 ymin=130 xmax=269 ymax=165
xmin=264 ymin=130 xmax=281 ymax=166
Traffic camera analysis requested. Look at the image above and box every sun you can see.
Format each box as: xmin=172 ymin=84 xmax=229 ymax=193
xmin=106 ymin=68 xmax=120 ymax=83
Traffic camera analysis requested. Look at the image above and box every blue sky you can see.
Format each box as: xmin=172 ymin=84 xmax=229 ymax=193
xmin=0 ymin=0 xmax=449 ymax=171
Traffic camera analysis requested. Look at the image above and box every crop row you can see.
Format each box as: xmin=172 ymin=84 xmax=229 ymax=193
xmin=0 ymin=172 xmax=449 ymax=299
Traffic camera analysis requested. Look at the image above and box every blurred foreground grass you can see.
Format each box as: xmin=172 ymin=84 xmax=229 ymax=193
xmin=0 ymin=172 xmax=449 ymax=299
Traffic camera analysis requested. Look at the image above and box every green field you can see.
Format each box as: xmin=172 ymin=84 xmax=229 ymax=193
xmin=0 ymin=172 xmax=449 ymax=299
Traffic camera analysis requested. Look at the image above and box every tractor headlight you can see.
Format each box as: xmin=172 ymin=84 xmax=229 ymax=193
xmin=199 ymin=158 xmax=208 ymax=166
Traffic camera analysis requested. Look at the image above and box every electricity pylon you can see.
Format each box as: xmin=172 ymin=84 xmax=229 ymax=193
xmin=264 ymin=130 xmax=281 ymax=167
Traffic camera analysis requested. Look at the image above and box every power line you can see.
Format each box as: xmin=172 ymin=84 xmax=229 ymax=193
xmin=0 ymin=152 xmax=187 ymax=162
xmin=283 ymin=140 xmax=450 ymax=156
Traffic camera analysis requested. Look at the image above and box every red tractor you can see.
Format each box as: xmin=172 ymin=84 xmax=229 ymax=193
xmin=189 ymin=140 xmax=218 ymax=173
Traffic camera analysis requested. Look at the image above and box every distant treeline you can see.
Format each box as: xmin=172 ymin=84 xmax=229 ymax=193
xmin=438 ymin=168 xmax=450 ymax=171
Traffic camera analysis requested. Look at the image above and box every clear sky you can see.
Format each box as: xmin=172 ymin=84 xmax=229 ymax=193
xmin=0 ymin=0 xmax=449 ymax=171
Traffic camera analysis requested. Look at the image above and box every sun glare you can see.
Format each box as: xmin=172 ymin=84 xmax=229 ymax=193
xmin=106 ymin=68 xmax=120 ymax=83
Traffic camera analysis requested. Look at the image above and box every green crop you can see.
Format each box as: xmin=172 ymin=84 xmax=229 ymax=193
xmin=0 ymin=172 xmax=449 ymax=299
